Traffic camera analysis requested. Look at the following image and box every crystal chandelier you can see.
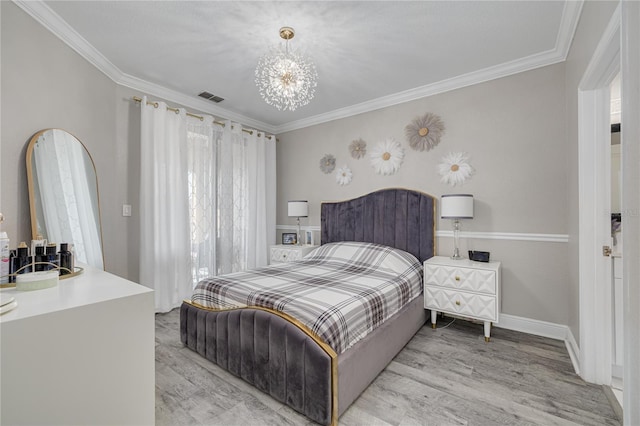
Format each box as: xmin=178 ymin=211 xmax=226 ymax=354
xmin=255 ymin=27 xmax=318 ymax=112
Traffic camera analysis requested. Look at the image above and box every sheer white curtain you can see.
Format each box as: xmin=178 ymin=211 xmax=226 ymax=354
xmin=193 ymin=121 xmax=276 ymax=278
xmin=139 ymin=97 xmax=192 ymax=313
xmin=140 ymin=97 xmax=276 ymax=312
xmin=187 ymin=116 xmax=220 ymax=285
xmin=34 ymin=129 xmax=103 ymax=269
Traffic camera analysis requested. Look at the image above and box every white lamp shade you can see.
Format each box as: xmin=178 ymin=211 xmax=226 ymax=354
xmin=288 ymin=200 xmax=308 ymax=217
xmin=441 ymin=194 xmax=474 ymax=219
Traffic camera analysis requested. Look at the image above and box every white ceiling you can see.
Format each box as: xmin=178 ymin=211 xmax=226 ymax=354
xmin=19 ymin=1 xmax=582 ymax=134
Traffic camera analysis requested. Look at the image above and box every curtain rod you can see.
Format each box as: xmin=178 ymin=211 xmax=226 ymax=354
xmin=132 ymin=96 xmax=277 ymax=141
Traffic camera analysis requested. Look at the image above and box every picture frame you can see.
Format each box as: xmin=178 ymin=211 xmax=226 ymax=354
xmin=305 ymin=230 xmax=314 ymax=246
xmin=282 ymin=232 xmax=297 ymax=245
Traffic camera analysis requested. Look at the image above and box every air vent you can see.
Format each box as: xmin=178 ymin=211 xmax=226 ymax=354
xmin=198 ymin=91 xmax=224 ymax=103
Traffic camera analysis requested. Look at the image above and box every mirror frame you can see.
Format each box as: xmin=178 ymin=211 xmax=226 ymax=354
xmin=25 ymin=128 xmax=106 ymax=269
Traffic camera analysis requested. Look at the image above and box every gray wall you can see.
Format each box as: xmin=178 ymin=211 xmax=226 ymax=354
xmin=1 ymin=2 xmax=124 ymax=277
xmin=278 ymin=64 xmax=570 ymax=324
xmin=564 ymin=1 xmax=618 ymax=346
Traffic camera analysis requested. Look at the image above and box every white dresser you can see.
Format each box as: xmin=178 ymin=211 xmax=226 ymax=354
xmin=0 ymin=265 xmax=155 ymax=425
xmin=424 ymin=256 xmax=501 ymax=341
xmin=270 ymin=244 xmax=318 ymax=264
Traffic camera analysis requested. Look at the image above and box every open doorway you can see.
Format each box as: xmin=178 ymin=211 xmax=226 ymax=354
xmin=609 ymin=73 xmax=623 ymax=407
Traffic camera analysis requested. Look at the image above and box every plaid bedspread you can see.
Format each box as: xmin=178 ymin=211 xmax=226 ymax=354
xmin=191 ymin=241 xmax=423 ymax=354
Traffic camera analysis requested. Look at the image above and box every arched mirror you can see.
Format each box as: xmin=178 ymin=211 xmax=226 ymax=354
xmin=26 ymin=129 xmax=105 ymax=269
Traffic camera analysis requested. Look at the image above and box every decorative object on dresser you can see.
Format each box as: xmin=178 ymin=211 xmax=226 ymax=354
xmin=424 ymin=256 xmax=501 ymax=342
xmin=26 ymin=129 xmax=105 ymax=269
xmin=404 ymin=112 xmax=445 ymax=151
xmin=288 ymin=200 xmax=308 ymax=246
xmin=441 ymin=194 xmax=474 ymax=260
xmin=438 ymin=151 xmax=474 ymax=186
xmin=270 ymin=244 xmax=318 ymax=264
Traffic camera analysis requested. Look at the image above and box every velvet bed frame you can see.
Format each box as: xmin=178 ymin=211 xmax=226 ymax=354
xmin=180 ymin=188 xmax=435 ymax=425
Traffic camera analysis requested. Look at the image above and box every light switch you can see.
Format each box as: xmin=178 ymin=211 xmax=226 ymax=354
xmin=122 ymin=204 xmax=132 ymax=217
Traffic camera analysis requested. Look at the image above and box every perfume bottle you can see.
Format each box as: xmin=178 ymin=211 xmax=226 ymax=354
xmin=58 ymin=243 xmax=74 ymax=275
xmin=45 ymin=243 xmax=58 ymax=271
xmin=9 ymin=242 xmax=31 ymax=283
xmin=34 ymin=245 xmax=46 ymax=271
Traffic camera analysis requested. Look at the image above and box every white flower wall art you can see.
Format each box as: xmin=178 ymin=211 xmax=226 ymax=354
xmin=438 ymin=152 xmax=474 ymax=186
xmin=335 ymin=165 xmax=353 ymax=186
xmin=404 ymin=112 xmax=445 ymax=152
xmin=370 ymin=138 xmax=404 ymax=175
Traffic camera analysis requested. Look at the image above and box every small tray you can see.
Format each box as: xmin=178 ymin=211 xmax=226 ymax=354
xmin=0 ymin=266 xmax=84 ymax=288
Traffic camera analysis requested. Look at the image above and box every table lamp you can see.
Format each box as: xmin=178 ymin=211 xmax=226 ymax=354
xmin=288 ymin=200 xmax=308 ymax=246
xmin=441 ymin=194 xmax=474 ymax=260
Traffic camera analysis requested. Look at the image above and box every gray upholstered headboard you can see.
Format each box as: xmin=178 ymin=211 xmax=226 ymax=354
xmin=320 ymin=188 xmax=436 ymax=263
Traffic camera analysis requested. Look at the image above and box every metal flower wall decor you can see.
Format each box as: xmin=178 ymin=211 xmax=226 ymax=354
xmin=349 ymin=138 xmax=367 ymax=159
xmin=335 ymin=165 xmax=353 ymax=186
xmin=370 ymin=138 xmax=404 ymax=175
xmin=404 ymin=112 xmax=445 ymax=151
xmin=319 ymin=154 xmax=336 ymax=174
xmin=438 ymin=152 xmax=474 ymax=186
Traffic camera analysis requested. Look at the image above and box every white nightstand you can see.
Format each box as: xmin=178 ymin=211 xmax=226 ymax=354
xmin=424 ymin=256 xmax=501 ymax=342
xmin=270 ymin=245 xmax=318 ymax=264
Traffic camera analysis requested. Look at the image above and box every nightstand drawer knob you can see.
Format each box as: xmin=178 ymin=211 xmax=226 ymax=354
xmin=455 ymin=300 xmax=461 ymax=306
xmin=455 ymin=276 xmax=461 ymax=281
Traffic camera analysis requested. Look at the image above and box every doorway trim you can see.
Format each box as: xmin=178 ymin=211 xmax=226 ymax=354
xmin=577 ymin=4 xmax=620 ymax=385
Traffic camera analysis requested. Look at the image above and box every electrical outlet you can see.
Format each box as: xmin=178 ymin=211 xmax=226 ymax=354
xmin=122 ymin=204 xmax=132 ymax=217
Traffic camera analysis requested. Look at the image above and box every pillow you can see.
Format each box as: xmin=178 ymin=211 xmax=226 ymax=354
xmin=304 ymin=241 xmax=421 ymax=275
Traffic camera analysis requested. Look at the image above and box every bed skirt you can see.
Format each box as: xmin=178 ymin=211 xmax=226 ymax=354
xmin=180 ymin=297 xmax=426 ymax=425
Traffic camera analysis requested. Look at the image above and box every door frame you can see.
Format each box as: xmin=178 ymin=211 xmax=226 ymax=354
xmin=577 ymin=5 xmax=620 ymax=385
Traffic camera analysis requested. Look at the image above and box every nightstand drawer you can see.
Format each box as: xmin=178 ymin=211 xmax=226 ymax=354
xmin=425 ymin=287 xmax=497 ymax=322
xmin=270 ymin=245 xmax=317 ymax=264
xmin=424 ymin=264 xmax=496 ymax=294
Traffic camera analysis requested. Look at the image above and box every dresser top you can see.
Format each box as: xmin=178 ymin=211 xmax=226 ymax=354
xmin=0 ymin=264 xmax=152 ymax=323
xmin=425 ymin=255 xmax=501 ymax=271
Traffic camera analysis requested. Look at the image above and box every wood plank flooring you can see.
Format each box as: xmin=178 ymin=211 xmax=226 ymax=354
xmin=155 ymin=310 xmax=620 ymax=425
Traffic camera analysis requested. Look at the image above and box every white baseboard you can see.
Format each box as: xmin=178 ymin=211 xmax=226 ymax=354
xmin=497 ymin=313 xmax=568 ymax=340
xmin=565 ymin=327 xmax=581 ymax=375
xmin=496 ymin=313 xmax=581 ymax=375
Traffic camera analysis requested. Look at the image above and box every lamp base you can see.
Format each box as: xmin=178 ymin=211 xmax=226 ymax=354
xmin=450 ymin=247 xmax=463 ymax=260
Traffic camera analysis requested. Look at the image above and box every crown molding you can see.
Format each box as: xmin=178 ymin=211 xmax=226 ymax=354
xmin=117 ymin=73 xmax=279 ymax=134
xmin=12 ymin=0 xmax=278 ymax=135
xmin=273 ymin=47 xmax=565 ymax=133
xmin=14 ymin=0 xmax=583 ymax=135
xmin=272 ymin=0 xmax=584 ymax=134
xmin=13 ymin=0 xmax=123 ymax=82
xmin=555 ymin=0 xmax=585 ymax=60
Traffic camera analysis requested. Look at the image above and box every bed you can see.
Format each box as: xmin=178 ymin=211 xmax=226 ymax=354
xmin=180 ymin=188 xmax=435 ymax=425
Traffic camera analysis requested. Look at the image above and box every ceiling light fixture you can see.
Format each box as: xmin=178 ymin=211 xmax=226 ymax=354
xmin=255 ymin=27 xmax=318 ymax=112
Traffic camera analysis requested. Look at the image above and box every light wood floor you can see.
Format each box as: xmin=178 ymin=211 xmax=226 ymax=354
xmin=155 ymin=309 xmax=620 ymax=425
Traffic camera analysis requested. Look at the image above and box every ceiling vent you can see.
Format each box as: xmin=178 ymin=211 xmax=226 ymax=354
xmin=198 ymin=91 xmax=224 ymax=103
